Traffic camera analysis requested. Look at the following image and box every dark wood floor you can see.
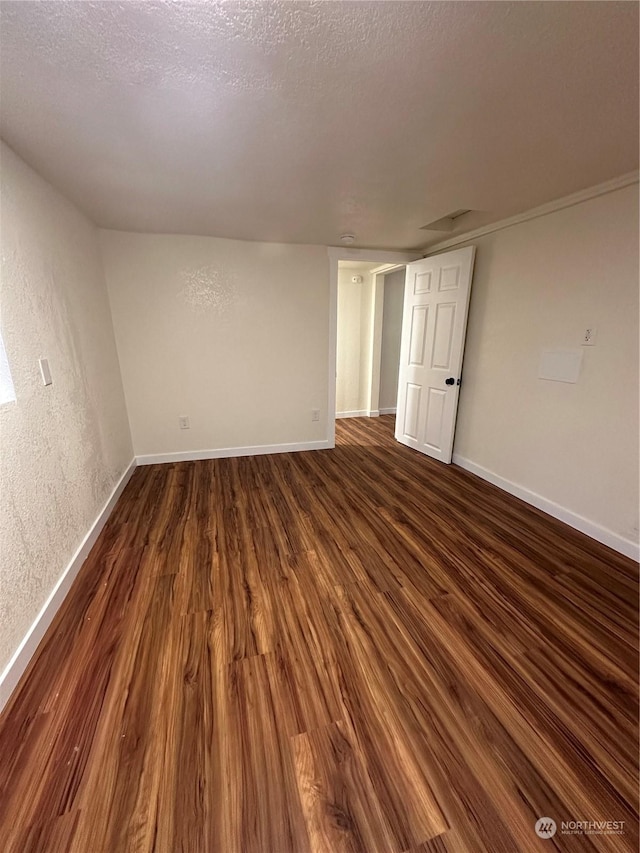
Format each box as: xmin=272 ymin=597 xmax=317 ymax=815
xmin=0 ymin=416 xmax=637 ymax=852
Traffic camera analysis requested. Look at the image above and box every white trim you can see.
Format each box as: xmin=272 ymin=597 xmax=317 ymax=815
xmin=370 ymin=263 xmax=406 ymax=276
xmin=452 ymin=454 xmax=639 ymax=562
xmin=336 ymin=410 xmax=369 ymax=419
xmin=425 ymin=171 xmax=640 ymax=254
xmin=327 ymin=248 xmax=421 ymax=265
xmin=0 ymin=458 xmax=137 ymax=712
xmin=379 ymin=407 xmax=397 ymax=415
xmin=336 ymin=410 xmax=380 ymax=419
xmin=136 ymin=439 xmax=331 ymax=466
xmin=328 ymin=248 xmax=420 ymax=450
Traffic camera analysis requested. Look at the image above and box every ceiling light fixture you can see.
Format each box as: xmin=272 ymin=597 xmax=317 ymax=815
xmin=340 ymin=234 xmax=356 ymax=245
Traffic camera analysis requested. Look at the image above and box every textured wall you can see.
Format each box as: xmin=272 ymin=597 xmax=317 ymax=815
xmin=100 ymin=231 xmax=329 ymax=456
xmin=0 ymin=143 xmax=133 ymax=673
xmin=453 ymin=183 xmax=639 ymax=545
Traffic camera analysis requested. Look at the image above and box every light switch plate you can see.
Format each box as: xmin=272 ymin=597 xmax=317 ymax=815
xmin=39 ymin=357 xmax=52 ymax=386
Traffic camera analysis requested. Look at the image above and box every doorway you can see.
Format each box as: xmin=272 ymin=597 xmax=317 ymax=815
xmin=335 ymin=261 xmax=391 ymax=419
xmin=328 ymin=246 xmax=476 ymax=462
xmin=327 ymin=248 xmax=420 ymax=447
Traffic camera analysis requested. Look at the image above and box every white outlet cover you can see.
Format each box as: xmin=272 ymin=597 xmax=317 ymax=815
xmin=582 ymin=327 xmax=598 ymax=346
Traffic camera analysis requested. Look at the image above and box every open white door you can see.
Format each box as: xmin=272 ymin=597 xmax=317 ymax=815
xmin=395 ymin=246 xmax=475 ymax=463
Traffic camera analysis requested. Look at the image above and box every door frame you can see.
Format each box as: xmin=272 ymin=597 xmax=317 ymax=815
xmin=327 ymin=247 xmax=421 ymax=447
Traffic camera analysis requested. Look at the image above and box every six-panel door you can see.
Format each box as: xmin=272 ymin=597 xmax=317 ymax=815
xmin=395 ymin=246 xmax=476 ymax=463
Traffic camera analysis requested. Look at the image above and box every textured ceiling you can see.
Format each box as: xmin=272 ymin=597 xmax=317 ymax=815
xmin=0 ymin=1 xmax=638 ymax=249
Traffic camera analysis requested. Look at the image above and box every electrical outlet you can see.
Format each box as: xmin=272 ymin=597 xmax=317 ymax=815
xmin=311 ymin=409 xmax=320 ymax=422
xmin=582 ymin=327 xmax=597 ymax=346
xmin=179 ymin=416 xmax=190 ymax=429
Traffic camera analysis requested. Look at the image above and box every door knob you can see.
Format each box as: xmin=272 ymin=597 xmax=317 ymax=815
xmin=445 ymin=377 xmax=455 ymax=385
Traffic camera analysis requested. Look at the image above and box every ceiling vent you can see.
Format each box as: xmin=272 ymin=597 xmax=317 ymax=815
xmin=420 ymin=209 xmax=473 ymax=232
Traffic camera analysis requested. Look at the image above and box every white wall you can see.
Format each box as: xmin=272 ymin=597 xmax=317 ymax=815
xmin=359 ymin=274 xmax=375 ymax=412
xmin=336 ymin=269 xmax=364 ymax=414
xmin=379 ymin=268 xmax=405 ymax=411
xmin=450 ymin=183 xmax=639 ymax=551
xmin=336 ymin=267 xmax=375 ymax=415
xmin=0 ymin=142 xmax=133 ymax=674
xmin=100 ymin=231 xmax=329 ymax=458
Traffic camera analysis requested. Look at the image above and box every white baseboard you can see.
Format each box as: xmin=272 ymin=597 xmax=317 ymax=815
xmin=368 ymin=410 xmax=380 ymax=418
xmin=379 ymin=407 xmax=397 ymax=415
xmin=0 ymin=458 xmax=137 ymax=713
xmin=136 ymin=439 xmax=331 ymax=466
xmin=452 ymin=454 xmax=639 ymax=561
xmin=336 ymin=410 xmax=369 ymax=419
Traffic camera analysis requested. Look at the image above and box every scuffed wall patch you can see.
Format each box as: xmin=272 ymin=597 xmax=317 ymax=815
xmin=178 ymin=263 xmax=238 ymax=315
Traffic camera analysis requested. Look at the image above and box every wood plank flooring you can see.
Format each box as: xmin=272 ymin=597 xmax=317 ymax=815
xmin=0 ymin=415 xmax=637 ymax=852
